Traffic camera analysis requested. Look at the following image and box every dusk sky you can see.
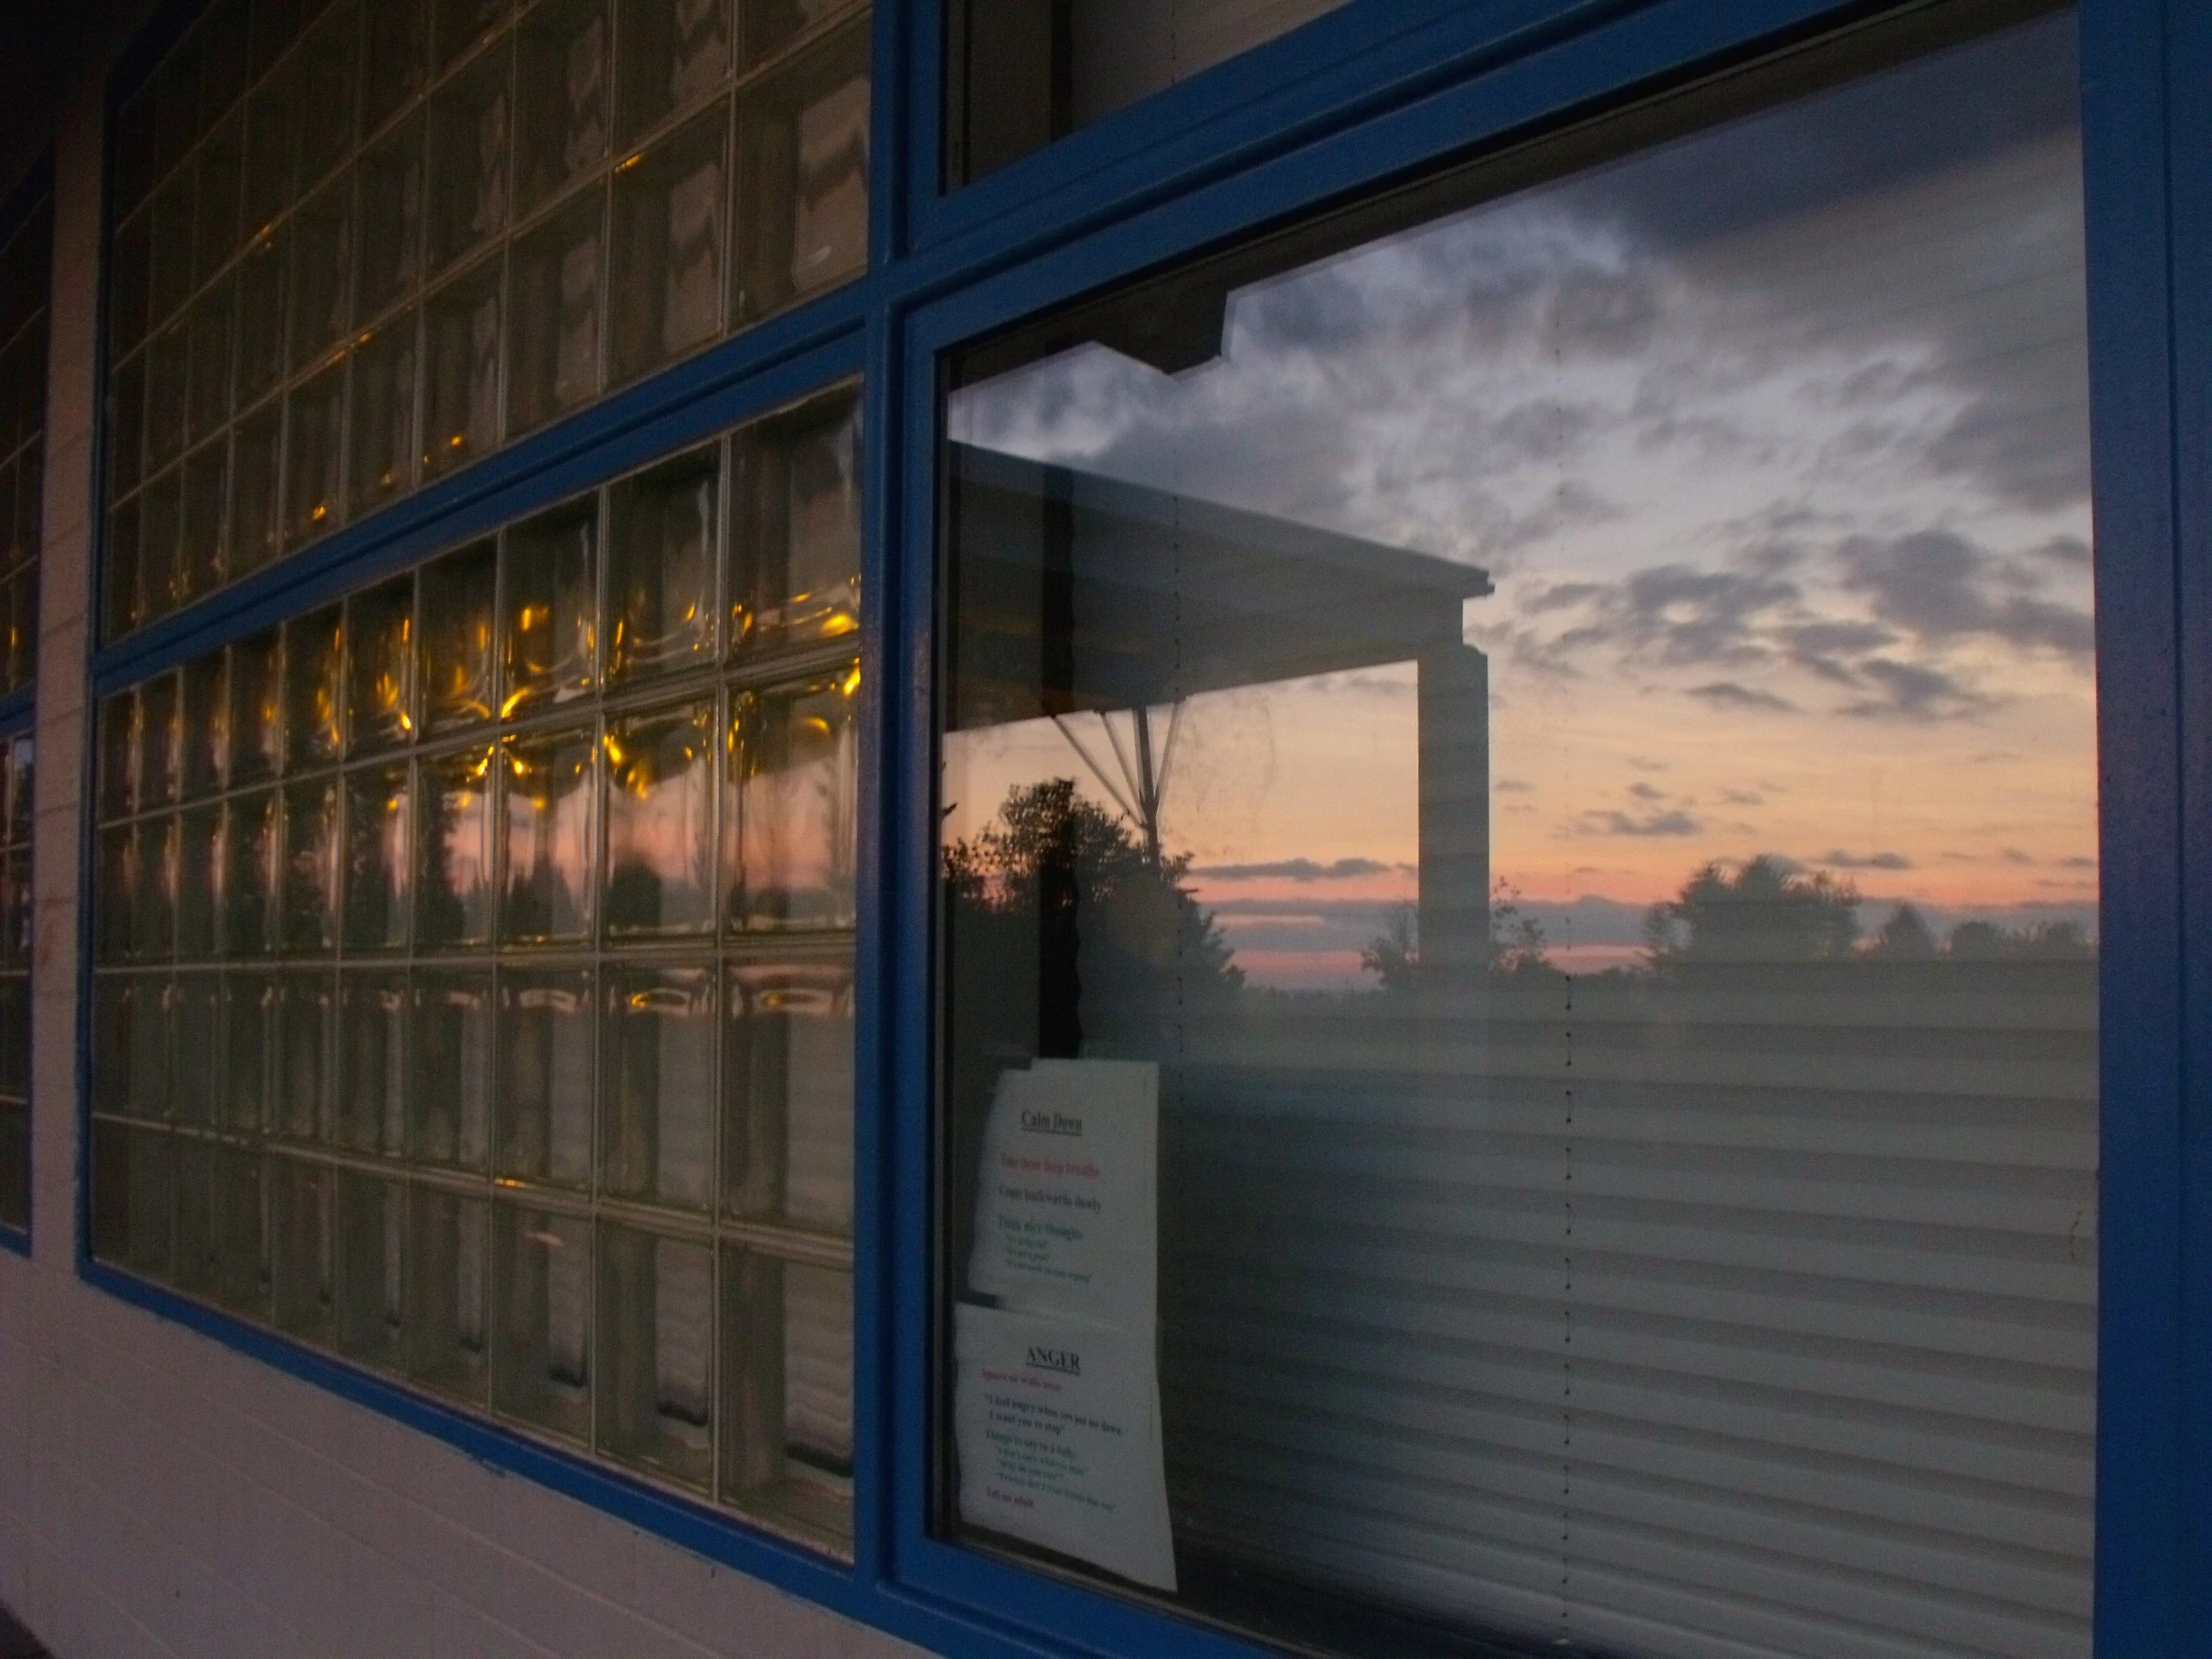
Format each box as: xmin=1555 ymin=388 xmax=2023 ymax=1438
xmin=944 ymin=15 xmax=2095 ymax=985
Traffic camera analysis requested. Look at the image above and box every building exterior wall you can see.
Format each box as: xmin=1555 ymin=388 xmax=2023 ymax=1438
xmin=0 ymin=31 xmax=918 ymax=1659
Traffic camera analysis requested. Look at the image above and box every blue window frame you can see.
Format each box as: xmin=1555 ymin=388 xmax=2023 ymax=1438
xmin=73 ymin=0 xmax=2208 ymax=1654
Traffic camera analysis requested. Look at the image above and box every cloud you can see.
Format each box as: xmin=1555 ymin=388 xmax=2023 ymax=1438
xmin=1718 ymin=789 xmax=1765 ymax=806
xmin=1838 ymin=658 xmax=1991 ymax=722
xmin=1837 ymin=529 xmax=2093 ymax=659
xmin=1576 ymin=810 xmax=1703 ymax=837
xmin=1628 ymin=781 xmax=1668 ymax=802
xmin=2057 ymin=855 xmax=2097 ymax=869
xmin=1818 ymin=849 xmax=1914 ymax=870
xmin=1190 ymin=857 xmax=1401 ymax=882
xmin=1686 ymin=681 xmax=1799 ymax=713
xmin=1495 ymin=779 xmax=1534 ymax=794
xmin=2002 ymin=847 xmax=2036 ymax=865
xmin=1558 ymin=563 xmax=1801 ymax=669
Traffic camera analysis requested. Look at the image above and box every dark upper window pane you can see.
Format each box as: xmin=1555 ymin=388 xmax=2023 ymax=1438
xmin=946 ymin=0 xmax=1346 ymax=186
xmin=936 ymin=11 xmax=2096 ymax=1657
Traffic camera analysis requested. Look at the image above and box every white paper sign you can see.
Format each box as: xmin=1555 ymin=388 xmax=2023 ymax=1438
xmin=967 ymin=1058 xmax=1159 ymax=1328
xmin=953 ymin=1302 xmax=1176 ymax=1590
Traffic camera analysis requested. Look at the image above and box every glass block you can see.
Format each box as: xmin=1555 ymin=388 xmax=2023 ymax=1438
xmin=151 ymin=34 xmax=203 ymax=186
xmin=4 ymin=569 xmax=33 ymax=697
xmin=603 ymin=964 xmax=715 ymax=1209
xmin=177 ymin=804 xmax=223 ymax=958
xmin=416 ymin=743 xmax=494 ymax=947
xmin=148 ymin=320 xmax=191 ymax=475
xmin=0 ymin=849 xmax=28 ymax=970
xmin=113 ymin=90 xmax=158 ymax=222
xmin=138 ymin=670 xmax=181 ymax=809
xmin=173 ymin=972 xmax=223 ymax=1124
xmin=347 ymin=575 xmax=416 ymax=752
xmin=181 ymin=652 xmax=229 ymax=800
xmin=279 ymin=776 xmax=339 ymax=953
xmin=739 ymin=0 xmax=853 ymax=69
xmin=495 ymin=966 xmax=595 ymax=1187
xmin=599 ymin=1225 xmax=715 ymax=1489
xmin=129 ymin=976 xmax=176 ymax=1120
xmin=418 ymin=537 xmax=497 ymax=731
xmin=211 ymin=1145 xmax=268 ymax=1314
xmin=230 ymin=398 xmax=284 ymax=578
xmin=501 ymin=495 xmax=596 ymax=713
xmin=229 ymin=628 xmax=280 ymax=785
xmin=606 ymin=697 xmax=714 ymax=936
xmin=491 ymin=1202 xmax=591 ymax=1441
xmin=730 ymin=383 xmax=858 ymax=650
xmin=139 ymin=466 xmax=184 ymax=626
xmin=362 ymin=0 xmax=433 ymax=136
xmin=193 ymin=111 xmax=246 ymax=289
xmin=0 ymin=1104 xmax=21 ymax=1232
xmin=199 ymin=0 xmax=254 ymax=129
xmin=123 ymin=1128 xmax=180 ymax=1281
xmin=99 ymin=689 xmax=138 ymax=819
xmin=97 ymin=826 xmax=136 ymax=963
xmin=180 ymin=438 xmax=229 ymax=604
xmin=149 ymin=169 xmax=199 ymax=332
xmin=283 ymin=604 xmax=344 ymax=769
xmin=190 ymin=278 xmax=238 ymax=444
xmin=242 ymin=59 xmax=300 ymax=236
xmin=720 ymin=1251 xmax=851 ymax=1543
xmin=410 ymin=969 xmax=491 ymax=1167
xmin=175 ymin=1140 xmax=218 ymax=1295
xmin=516 ymin=0 xmax=611 ymax=213
xmin=221 ymin=970 xmax=274 ymax=1131
xmin=5 ymin=733 xmax=30 ymax=845
xmin=91 ymin=976 xmax=135 ymax=1114
xmin=435 ymin=0 xmax=508 ymax=72
xmin=235 ymin=229 xmax=289 ymax=408
xmin=499 ymin=723 xmax=595 ymax=943
xmin=732 ymin=19 xmax=867 ymax=325
xmin=609 ymin=101 xmax=726 ymax=385
xmin=133 ymin=816 xmax=179 ymax=962
xmin=725 ymin=670 xmax=856 ymax=930
xmin=357 ymin=114 xmax=426 ymax=322
xmin=270 ymin=1156 xmax=335 ymax=1342
xmin=725 ymin=968 xmax=853 ymax=1230
xmin=426 ymin=46 xmax=512 ymax=275
xmin=250 ymin=0 xmax=310 ymax=77
xmin=335 ymin=971 xmax=407 ymax=1154
xmin=224 ymin=787 xmax=277 ymax=954
xmin=342 ymin=762 xmax=411 ymax=950
xmin=296 ymin=0 xmax=363 ymax=192
xmin=347 ymin=310 xmax=419 ymax=516
xmin=289 ymin=175 xmax=357 ymax=374
xmin=421 ymin=256 xmax=502 ymax=477
xmin=507 ymin=184 xmax=605 ymax=434
xmin=613 ymin=0 xmax=728 ymax=146
xmin=408 ymin=1188 xmax=489 ymax=1400
xmin=108 ymin=352 xmax=147 ymax=500
xmin=282 ymin=356 xmax=345 ymax=551
xmin=274 ymin=969 xmax=333 ymax=1141
xmin=607 ymin=441 xmax=718 ymax=681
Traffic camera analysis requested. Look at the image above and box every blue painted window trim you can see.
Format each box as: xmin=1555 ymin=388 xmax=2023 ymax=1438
xmin=72 ymin=1 xmax=2202 ymax=1656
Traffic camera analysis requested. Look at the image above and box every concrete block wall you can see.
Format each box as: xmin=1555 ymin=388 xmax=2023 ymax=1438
xmin=0 ymin=29 xmax=927 ymax=1659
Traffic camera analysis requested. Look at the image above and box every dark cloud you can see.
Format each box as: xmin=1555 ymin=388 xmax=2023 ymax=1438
xmin=2057 ymin=855 xmax=2098 ymax=869
xmin=1718 ymin=789 xmax=1765 ymax=806
xmin=1495 ymin=779 xmax=1534 ymax=794
xmin=1191 ymin=857 xmax=1401 ymax=882
xmin=1686 ymin=681 xmax=1799 ymax=714
xmin=1837 ymin=658 xmax=1991 ymax=722
xmin=2002 ymin=847 xmax=2036 ymax=865
xmin=1819 ymin=849 xmax=1914 ymax=870
xmin=1551 ymin=563 xmax=1800 ymax=669
xmin=1838 ymin=530 xmax=2092 ymax=659
xmin=1576 ymin=810 xmax=1702 ymax=837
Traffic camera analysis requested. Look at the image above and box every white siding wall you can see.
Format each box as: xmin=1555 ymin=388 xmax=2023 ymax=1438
xmin=0 ymin=34 xmax=924 ymax=1659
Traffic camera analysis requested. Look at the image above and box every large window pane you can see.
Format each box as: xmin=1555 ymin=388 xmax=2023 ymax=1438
xmin=936 ymin=13 xmax=2095 ymax=1657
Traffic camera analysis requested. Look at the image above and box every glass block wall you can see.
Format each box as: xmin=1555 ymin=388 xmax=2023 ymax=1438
xmin=102 ymin=0 xmax=871 ymax=643
xmin=0 ymin=180 xmax=48 ymax=1235
xmin=89 ymin=382 xmax=862 ymax=1552
xmin=0 ymin=736 xmax=29 ymax=1233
